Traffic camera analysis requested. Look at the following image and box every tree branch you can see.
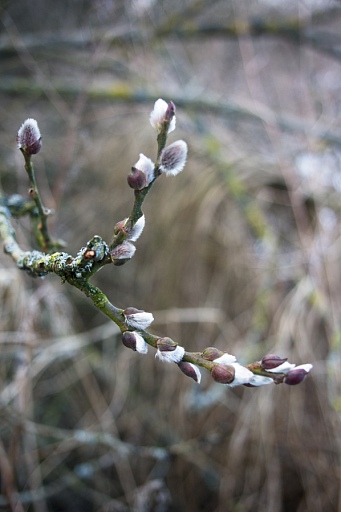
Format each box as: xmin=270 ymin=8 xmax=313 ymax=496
xmin=0 ymin=100 xmax=313 ymax=390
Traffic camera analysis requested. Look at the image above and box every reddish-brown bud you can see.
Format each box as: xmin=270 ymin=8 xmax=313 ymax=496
xmin=127 ymin=167 xmax=147 ymax=190
xmin=156 ymin=337 xmax=177 ymax=352
xmin=261 ymin=354 xmax=288 ymax=370
xmin=202 ymin=347 xmax=224 ymax=361
xmin=211 ymin=363 xmax=235 ymax=384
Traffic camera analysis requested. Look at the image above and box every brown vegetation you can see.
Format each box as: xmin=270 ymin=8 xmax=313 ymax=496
xmin=0 ymin=1 xmax=341 ymax=510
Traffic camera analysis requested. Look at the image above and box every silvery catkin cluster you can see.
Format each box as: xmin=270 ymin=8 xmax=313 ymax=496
xmin=0 ymin=99 xmax=313 ymax=391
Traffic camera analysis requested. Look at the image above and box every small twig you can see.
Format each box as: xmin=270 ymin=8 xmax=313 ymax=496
xmin=21 ymin=152 xmax=55 ymax=252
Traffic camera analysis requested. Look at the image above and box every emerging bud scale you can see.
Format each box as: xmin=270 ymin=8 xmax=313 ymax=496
xmin=127 ymin=215 xmax=145 ymax=242
xmin=156 ymin=345 xmax=185 ymax=363
xmin=149 ymin=98 xmax=176 ymax=134
xmin=124 ymin=308 xmax=154 ymax=330
xmin=110 ymin=241 xmax=136 ymax=262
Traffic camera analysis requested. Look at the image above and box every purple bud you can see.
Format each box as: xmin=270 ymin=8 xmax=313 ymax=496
xmin=178 ymin=361 xmax=201 ymax=383
xmin=284 ymin=364 xmax=312 ymax=385
xmin=131 ymin=153 xmax=154 ymax=187
xmin=17 ymin=118 xmax=42 ymax=155
xmin=202 ymin=347 xmax=224 ymax=361
xmin=122 ymin=331 xmax=137 ymax=350
xmin=261 ymin=354 xmax=288 ymax=370
xmin=165 ymin=101 xmax=176 ymax=122
xmin=211 ymin=363 xmax=235 ymax=384
xmin=122 ymin=331 xmax=148 ymax=354
xmin=127 ymin=167 xmax=147 ymax=190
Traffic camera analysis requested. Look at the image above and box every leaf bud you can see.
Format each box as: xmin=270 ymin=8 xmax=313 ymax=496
xmin=113 ymin=219 xmax=129 ymax=236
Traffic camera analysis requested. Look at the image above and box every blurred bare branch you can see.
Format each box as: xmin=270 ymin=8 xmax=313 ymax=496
xmin=1 ymin=7 xmax=341 ymax=60
xmin=1 ymin=79 xmax=340 ymax=147
xmin=0 ymin=0 xmax=340 ymax=510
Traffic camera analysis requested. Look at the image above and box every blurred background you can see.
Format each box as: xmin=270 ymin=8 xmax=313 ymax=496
xmin=0 ymin=0 xmax=341 ymax=510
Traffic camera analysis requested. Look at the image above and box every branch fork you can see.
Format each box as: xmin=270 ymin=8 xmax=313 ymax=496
xmin=0 ymin=100 xmax=313 ymax=390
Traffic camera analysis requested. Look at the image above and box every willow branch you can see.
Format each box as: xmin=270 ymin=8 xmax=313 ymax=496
xmin=21 ymin=152 xmax=57 ymax=252
xmin=0 ymin=203 xmax=296 ymax=386
xmin=0 ymin=101 xmax=313 ymax=389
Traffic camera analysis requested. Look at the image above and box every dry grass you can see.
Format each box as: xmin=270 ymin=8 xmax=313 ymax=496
xmin=0 ymin=1 xmax=341 ymax=510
